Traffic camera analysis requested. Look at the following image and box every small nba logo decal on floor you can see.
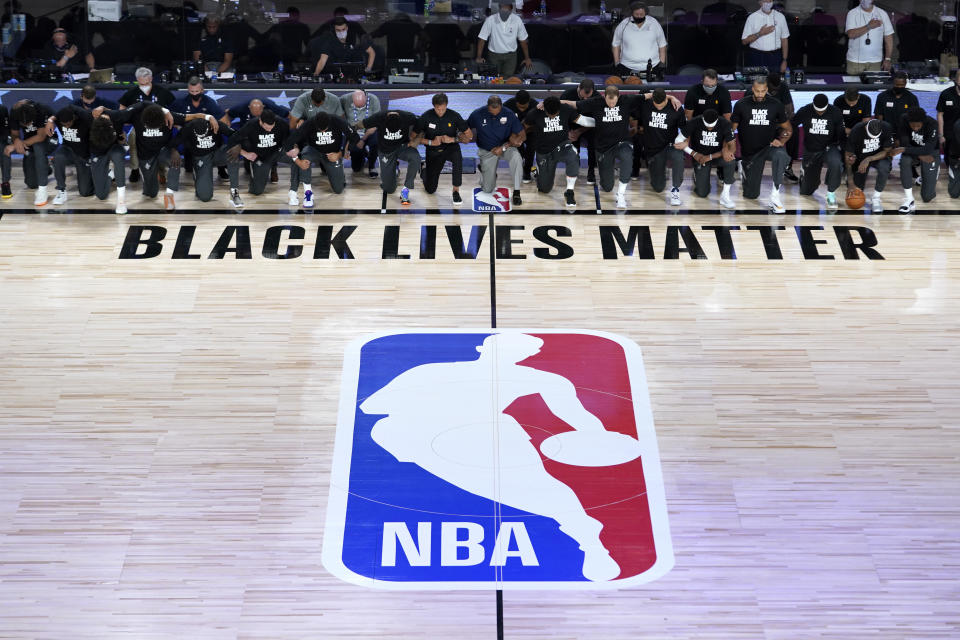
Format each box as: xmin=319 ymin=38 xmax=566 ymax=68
xmin=323 ymin=330 xmax=674 ymax=589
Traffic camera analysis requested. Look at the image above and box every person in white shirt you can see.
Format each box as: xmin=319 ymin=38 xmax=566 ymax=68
xmin=612 ymin=2 xmax=667 ymax=75
xmin=476 ymin=2 xmax=532 ymax=78
xmin=740 ymin=0 xmax=789 ymax=73
xmin=845 ymin=0 xmax=894 ymax=73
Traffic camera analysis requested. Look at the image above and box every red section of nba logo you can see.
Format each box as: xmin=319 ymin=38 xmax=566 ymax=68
xmin=504 ymin=333 xmax=656 ymax=580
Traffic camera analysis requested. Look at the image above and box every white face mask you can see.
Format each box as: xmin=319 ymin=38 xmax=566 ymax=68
xmin=336 ymin=30 xmax=347 ymax=41
xmin=139 ymin=84 xmax=152 ymax=94
xmin=761 ymin=2 xmax=773 ymax=13
xmin=861 ymin=0 xmax=873 ymax=8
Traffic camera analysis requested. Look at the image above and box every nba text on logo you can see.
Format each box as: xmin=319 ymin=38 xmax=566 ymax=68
xmin=472 ymin=187 xmax=512 ymax=213
xmin=323 ymin=330 xmax=674 ymax=589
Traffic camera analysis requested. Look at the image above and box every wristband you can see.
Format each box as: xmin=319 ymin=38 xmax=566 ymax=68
xmin=683 ymin=147 xmax=694 ymax=156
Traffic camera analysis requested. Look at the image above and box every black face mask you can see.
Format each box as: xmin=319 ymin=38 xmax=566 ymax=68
xmin=192 ymin=93 xmax=204 ymax=101
xmin=893 ymin=88 xmax=904 ymax=97
xmin=633 ymin=16 xmax=645 ymax=24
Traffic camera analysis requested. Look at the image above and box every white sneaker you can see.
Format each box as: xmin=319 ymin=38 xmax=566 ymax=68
xmin=768 ymin=191 xmax=785 ymax=214
xmin=115 ymin=199 xmax=127 ymax=215
xmin=872 ymin=194 xmax=884 ymax=213
xmin=34 ymin=186 xmax=48 ymax=206
xmin=898 ymin=198 xmax=916 ymax=214
xmin=52 ymin=190 xmax=67 ymax=206
xmin=719 ymin=193 xmax=735 ymax=209
xmin=669 ymin=188 xmax=682 ymax=207
xmin=615 ymin=194 xmax=627 ymax=209
xmin=288 ymin=190 xmax=299 ymax=207
xmin=303 ymin=189 xmax=314 ymax=208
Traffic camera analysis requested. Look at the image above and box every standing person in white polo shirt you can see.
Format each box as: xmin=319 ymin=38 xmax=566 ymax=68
xmin=844 ymin=0 xmax=894 ymax=74
xmin=612 ymin=2 xmax=667 ymax=76
xmin=741 ymin=0 xmax=789 ymax=73
xmin=476 ymin=2 xmax=532 ymax=78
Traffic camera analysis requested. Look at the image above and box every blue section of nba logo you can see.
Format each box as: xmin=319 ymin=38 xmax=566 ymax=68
xmin=342 ymin=332 xmax=585 ymax=582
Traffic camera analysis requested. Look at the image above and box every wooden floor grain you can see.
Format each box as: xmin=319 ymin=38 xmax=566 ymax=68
xmin=0 ymin=211 xmax=958 ymax=639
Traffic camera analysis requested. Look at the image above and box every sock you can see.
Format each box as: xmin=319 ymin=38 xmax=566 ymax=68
xmin=304 ymin=184 xmax=312 ymax=193
xmin=617 ymin=181 xmax=628 ymax=196
xmin=827 ymin=190 xmax=835 ymax=197
xmin=165 ymin=188 xmax=175 ymax=195
xmin=565 ymin=176 xmax=576 ymax=190
xmin=904 ymin=187 xmax=913 ymax=201
xmin=873 ymin=190 xmax=881 ymax=199
xmin=721 ymin=183 xmax=731 ymax=197
xmin=117 ymin=186 xmax=126 ymax=199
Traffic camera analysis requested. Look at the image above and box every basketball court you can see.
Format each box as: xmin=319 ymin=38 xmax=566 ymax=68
xmin=1 ymin=193 xmax=959 ymax=638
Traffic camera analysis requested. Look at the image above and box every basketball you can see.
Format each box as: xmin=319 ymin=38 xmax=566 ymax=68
xmin=625 ymin=75 xmax=643 ymax=85
xmin=604 ymin=75 xmax=623 ymax=86
xmin=540 ymin=430 xmax=644 ymax=467
xmin=845 ymin=188 xmax=866 ymax=210
xmin=505 ymin=76 xmax=523 ymax=84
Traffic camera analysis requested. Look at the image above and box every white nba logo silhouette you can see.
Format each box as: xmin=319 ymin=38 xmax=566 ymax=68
xmin=324 ymin=329 xmax=674 ymax=590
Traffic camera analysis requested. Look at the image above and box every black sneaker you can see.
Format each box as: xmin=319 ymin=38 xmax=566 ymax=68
xmin=452 ymin=190 xmax=462 ymax=204
xmin=783 ymin=166 xmax=799 ymax=184
xmin=586 ymin=171 xmax=596 ymax=185
xmin=0 ymin=182 xmax=10 ymax=198
xmin=129 ymin=168 xmax=140 ymax=183
xmin=564 ymin=189 xmax=576 ymax=208
xmin=512 ymin=190 xmax=522 ymax=206
xmin=218 ymin=166 xmax=229 ymax=181
xmin=522 ymin=170 xmax=532 ymax=184
xmin=368 ymin=170 xmax=378 ymax=178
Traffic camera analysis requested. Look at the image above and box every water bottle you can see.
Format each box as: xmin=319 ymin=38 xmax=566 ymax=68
xmin=539 ymin=0 xmax=546 ymax=16
xmin=278 ymin=60 xmax=284 ymax=75
xmin=785 ymin=67 xmax=791 ymax=84
xmin=646 ymin=58 xmax=652 ymax=80
xmin=599 ymin=0 xmax=606 ymax=16
xmin=210 ymin=69 xmax=217 ymax=83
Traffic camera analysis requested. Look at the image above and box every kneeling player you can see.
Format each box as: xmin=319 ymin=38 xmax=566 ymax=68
xmin=732 ymin=76 xmax=792 ymax=213
xmin=358 ymin=110 xmax=422 ymax=206
xmin=898 ymin=107 xmax=939 ymax=213
xmin=846 ymin=118 xmax=896 ymax=213
xmin=792 ymin=93 xmax=844 ymax=210
xmin=225 ymin=109 xmax=293 ymax=207
xmin=638 ymin=88 xmax=686 ymax=207
xmin=573 ymin=85 xmax=642 ymax=209
xmin=170 ymin=114 xmax=234 ymax=204
xmin=88 ymin=114 xmax=128 ymax=213
xmin=524 ymin=96 xmax=582 ymax=208
xmin=675 ymin=109 xmax=736 ymax=209
xmin=418 ymin=93 xmax=472 ymax=204
xmin=284 ymin=112 xmax=357 ymax=206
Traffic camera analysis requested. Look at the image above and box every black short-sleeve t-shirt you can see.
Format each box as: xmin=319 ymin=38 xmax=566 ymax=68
xmin=575 ymin=95 xmax=642 ymax=152
xmin=523 ymin=104 xmax=580 ymax=154
xmin=833 ymin=94 xmax=872 ymax=131
xmin=361 ymin=110 xmax=420 ymax=153
xmin=637 ymin=100 xmax=686 ymax=157
xmin=846 ymin=120 xmax=895 ymax=160
xmin=418 ymin=108 xmax=468 ymax=151
xmin=937 ymin=86 xmax=960 ymax=143
xmin=683 ymin=116 xmax=735 ymax=155
xmin=791 ymin=104 xmax=844 ymax=153
xmin=732 ymin=95 xmax=788 ymax=158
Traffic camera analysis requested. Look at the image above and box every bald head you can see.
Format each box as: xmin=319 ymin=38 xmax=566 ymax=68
xmin=248 ymin=99 xmax=264 ymax=118
xmin=352 ymin=90 xmax=367 ymax=108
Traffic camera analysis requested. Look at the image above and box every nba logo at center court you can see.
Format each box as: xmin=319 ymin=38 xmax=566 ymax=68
xmin=472 ymin=187 xmax=511 ymax=212
xmin=323 ymin=330 xmax=673 ymax=589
